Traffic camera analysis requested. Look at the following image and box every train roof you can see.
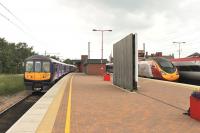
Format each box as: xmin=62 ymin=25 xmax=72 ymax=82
xmin=25 ymin=55 xmax=60 ymax=63
xmin=66 ymin=64 xmax=77 ymax=68
xmin=144 ymin=57 xmax=171 ymax=62
xmin=25 ymin=55 xmax=74 ymax=66
xmin=170 ymin=57 xmax=200 ymax=62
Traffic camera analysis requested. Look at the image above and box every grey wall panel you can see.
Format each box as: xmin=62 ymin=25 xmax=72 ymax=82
xmin=113 ymin=33 xmax=138 ymax=91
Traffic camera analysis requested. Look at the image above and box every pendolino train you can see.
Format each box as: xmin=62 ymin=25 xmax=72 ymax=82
xmin=138 ymin=57 xmax=179 ymax=81
xmin=24 ymin=55 xmax=77 ymax=92
xmin=170 ymin=57 xmax=200 ymax=80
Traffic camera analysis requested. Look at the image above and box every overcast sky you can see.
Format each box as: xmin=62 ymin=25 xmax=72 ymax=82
xmin=0 ymin=0 xmax=200 ymax=60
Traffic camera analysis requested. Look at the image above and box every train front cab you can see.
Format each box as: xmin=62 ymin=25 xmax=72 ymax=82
xmin=24 ymin=60 xmax=52 ymax=91
xmin=153 ymin=58 xmax=179 ymax=81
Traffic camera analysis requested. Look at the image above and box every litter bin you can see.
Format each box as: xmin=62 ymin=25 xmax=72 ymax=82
xmin=190 ymin=96 xmax=200 ymax=121
xmin=104 ymin=73 xmax=110 ymax=81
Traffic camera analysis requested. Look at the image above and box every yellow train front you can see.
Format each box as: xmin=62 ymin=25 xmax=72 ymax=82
xmin=24 ymin=55 xmax=76 ymax=92
xmin=139 ymin=57 xmax=179 ymax=81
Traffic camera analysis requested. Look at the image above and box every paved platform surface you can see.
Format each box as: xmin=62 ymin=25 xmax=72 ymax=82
xmin=7 ymin=73 xmax=200 ymax=133
xmin=71 ymin=74 xmax=200 ymax=133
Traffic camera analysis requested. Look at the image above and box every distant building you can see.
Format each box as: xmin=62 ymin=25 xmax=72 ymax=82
xmin=72 ymin=55 xmax=108 ymax=75
xmin=109 ymin=53 xmax=113 ymax=63
xmin=84 ymin=59 xmax=107 ymax=75
xmin=187 ymin=52 xmax=200 ymax=58
xmin=145 ymin=51 xmax=174 ymax=59
xmin=138 ymin=50 xmax=145 ymax=61
xmin=71 ymin=60 xmax=81 ymax=72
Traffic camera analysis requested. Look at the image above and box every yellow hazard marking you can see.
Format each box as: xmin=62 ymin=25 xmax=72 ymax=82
xmin=25 ymin=72 xmax=51 ymax=80
xmin=65 ymin=76 xmax=73 ymax=133
xmin=36 ymin=75 xmax=70 ymax=133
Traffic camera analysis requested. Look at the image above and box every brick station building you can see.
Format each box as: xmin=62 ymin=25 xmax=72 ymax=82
xmin=73 ymin=55 xmax=108 ymax=75
xmin=84 ymin=59 xmax=107 ymax=75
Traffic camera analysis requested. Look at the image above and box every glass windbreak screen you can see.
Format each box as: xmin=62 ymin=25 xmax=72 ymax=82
xmin=26 ymin=61 xmax=33 ymax=72
xmin=43 ymin=62 xmax=50 ymax=72
xmin=35 ymin=61 xmax=41 ymax=72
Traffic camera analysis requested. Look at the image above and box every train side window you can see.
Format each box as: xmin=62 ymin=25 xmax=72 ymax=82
xmin=61 ymin=65 xmax=63 ymax=72
xmin=190 ymin=66 xmax=200 ymax=71
xmin=42 ymin=62 xmax=50 ymax=72
xmin=179 ymin=66 xmax=192 ymax=71
xmin=35 ymin=61 xmax=41 ymax=72
xmin=54 ymin=64 xmax=57 ymax=72
xmin=64 ymin=66 xmax=66 ymax=72
xmin=26 ymin=61 xmax=33 ymax=72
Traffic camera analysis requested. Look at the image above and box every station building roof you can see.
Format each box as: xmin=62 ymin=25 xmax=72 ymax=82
xmin=84 ymin=59 xmax=108 ymax=65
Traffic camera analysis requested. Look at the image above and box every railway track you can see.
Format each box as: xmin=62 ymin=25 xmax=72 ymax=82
xmin=0 ymin=92 xmax=44 ymax=133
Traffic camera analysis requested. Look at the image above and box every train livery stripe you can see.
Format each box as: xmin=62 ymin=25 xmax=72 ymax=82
xmin=36 ymin=75 xmax=71 ymax=133
xmin=25 ymin=72 xmax=51 ymax=81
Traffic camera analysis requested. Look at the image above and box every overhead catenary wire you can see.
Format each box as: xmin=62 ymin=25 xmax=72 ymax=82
xmin=0 ymin=2 xmax=35 ymax=38
xmin=0 ymin=2 xmax=49 ymax=52
xmin=0 ymin=2 xmax=27 ymax=28
xmin=0 ymin=12 xmax=27 ymax=34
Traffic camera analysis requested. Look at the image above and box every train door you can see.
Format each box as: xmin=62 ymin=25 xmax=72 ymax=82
xmin=57 ymin=64 xmax=59 ymax=78
xmin=34 ymin=61 xmax=42 ymax=80
xmin=53 ymin=63 xmax=58 ymax=80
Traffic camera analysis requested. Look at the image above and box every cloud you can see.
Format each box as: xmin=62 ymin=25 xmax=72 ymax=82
xmin=57 ymin=0 xmax=200 ymax=57
xmin=2 ymin=0 xmax=200 ymax=59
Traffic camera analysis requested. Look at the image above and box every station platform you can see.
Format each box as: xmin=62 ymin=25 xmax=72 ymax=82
xmin=7 ymin=73 xmax=200 ymax=133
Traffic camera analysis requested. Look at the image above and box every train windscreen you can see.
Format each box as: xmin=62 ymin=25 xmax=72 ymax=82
xmin=26 ymin=61 xmax=34 ymax=72
xmin=35 ymin=61 xmax=42 ymax=72
xmin=42 ymin=62 xmax=50 ymax=72
xmin=155 ymin=58 xmax=176 ymax=73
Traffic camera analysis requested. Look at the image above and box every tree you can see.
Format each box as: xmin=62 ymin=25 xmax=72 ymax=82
xmin=63 ymin=59 xmax=73 ymax=64
xmin=46 ymin=55 xmax=60 ymax=61
xmin=0 ymin=38 xmax=35 ymax=74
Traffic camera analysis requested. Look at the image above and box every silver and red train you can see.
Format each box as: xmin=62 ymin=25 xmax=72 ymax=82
xmin=170 ymin=57 xmax=200 ymax=80
xmin=106 ymin=57 xmax=179 ymax=81
xmin=138 ymin=57 xmax=179 ymax=81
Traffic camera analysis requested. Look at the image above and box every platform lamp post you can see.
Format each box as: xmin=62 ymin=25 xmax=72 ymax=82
xmin=173 ymin=41 xmax=186 ymax=58
xmin=93 ymin=29 xmax=112 ymax=75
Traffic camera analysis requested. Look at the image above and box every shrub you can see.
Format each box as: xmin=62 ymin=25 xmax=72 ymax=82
xmin=0 ymin=74 xmax=25 ymax=95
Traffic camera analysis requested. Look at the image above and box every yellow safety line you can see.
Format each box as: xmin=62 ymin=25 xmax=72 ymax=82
xmin=65 ymin=76 xmax=73 ymax=133
xmin=36 ymin=75 xmax=70 ymax=133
